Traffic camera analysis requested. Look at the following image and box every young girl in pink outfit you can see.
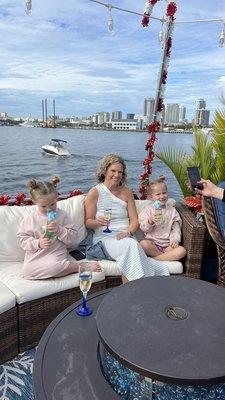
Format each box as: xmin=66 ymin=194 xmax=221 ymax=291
xmin=138 ymin=176 xmax=186 ymax=262
xmin=17 ymin=176 xmax=101 ymax=280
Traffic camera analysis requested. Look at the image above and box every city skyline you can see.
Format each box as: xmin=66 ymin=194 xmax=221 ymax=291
xmin=0 ymin=0 xmax=225 ymax=121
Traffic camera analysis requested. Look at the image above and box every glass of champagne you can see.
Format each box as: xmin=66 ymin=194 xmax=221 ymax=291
xmin=76 ymin=264 xmax=93 ymax=317
xmin=103 ymin=207 xmax=112 ymax=233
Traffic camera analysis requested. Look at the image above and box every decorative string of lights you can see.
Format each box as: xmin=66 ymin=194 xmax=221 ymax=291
xmin=24 ymin=0 xmax=225 ymax=198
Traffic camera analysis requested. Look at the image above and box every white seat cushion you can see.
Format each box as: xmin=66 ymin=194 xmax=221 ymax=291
xmin=0 ymin=262 xmax=105 ymax=304
xmin=0 ymin=281 xmax=16 ymax=314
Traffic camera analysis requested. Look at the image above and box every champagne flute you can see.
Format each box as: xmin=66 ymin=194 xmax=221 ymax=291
xmin=103 ymin=207 xmax=112 ymax=233
xmin=76 ymin=264 xmax=93 ymax=316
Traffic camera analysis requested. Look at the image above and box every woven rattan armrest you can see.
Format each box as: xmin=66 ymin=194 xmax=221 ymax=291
xmin=176 ymin=202 xmax=206 ymax=279
xmin=202 ymin=196 xmax=225 ymax=286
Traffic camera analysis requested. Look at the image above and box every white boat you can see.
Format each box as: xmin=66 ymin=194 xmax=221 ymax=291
xmin=19 ymin=118 xmax=36 ymax=128
xmin=42 ymin=139 xmax=70 ymax=156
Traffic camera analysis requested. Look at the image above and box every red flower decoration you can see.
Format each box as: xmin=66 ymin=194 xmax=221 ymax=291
xmin=14 ymin=193 xmax=26 ymax=206
xmin=166 ymin=2 xmax=177 ymax=18
xmin=147 ymin=121 xmax=160 ymax=134
xmin=68 ymin=189 xmax=84 ymax=198
xmin=162 ymin=70 xmax=167 ymax=84
xmin=142 ymin=14 xmax=150 ymax=27
xmin=166 ymin=37 xmax=172 ymax=57
xmin=157 ymin=98 xmax=164 ymax=112
xmin=0 ymin=194 xmax=10 ymax=205
xmin=184 ymin=196 xmax=202 ymax=214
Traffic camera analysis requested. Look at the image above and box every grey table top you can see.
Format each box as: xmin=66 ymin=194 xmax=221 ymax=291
xmin=96 ymin=276 xmax=225 ymax=385
xmin=33 ymin=289 xmax=120 ymax=400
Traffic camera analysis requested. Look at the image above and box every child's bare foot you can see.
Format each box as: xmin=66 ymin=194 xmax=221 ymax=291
xmin=80 ymin=261 xmax=102 ymax=272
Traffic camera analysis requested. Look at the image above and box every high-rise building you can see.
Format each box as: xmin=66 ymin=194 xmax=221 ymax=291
xmin=179 ymin=105 xmax=186 ymax=122
xmin=112 ymin=111 xmax=122 ymax=121
xmin=195 ymin=99 xmax=206 ymax=110
xmin=143 ymin=98 xmax=155 ymax=123
xmin=165 ymin=103 xmax=180 ymax=125
xmin=126 ymin=113 xmax=135 ymax=120
xmin=195 ymin=109 xmax=210 ymax=127
xmin=194 ymin=99 xmax=210 ymax=127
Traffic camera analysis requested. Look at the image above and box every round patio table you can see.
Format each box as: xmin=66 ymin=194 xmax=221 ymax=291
xmin=97 ymin=276 xmax=225 ymax=386
xmin=33 ymin=276 xmax=225 ymax=399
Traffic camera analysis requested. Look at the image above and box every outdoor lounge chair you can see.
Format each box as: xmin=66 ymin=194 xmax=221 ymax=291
xmin=202 ymin=196 xmax=225 ymax=287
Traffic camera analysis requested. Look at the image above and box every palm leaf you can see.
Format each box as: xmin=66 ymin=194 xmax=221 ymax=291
xmin=156 ymin=146 xmax=193 ymax=196
xmin=191 ymin=127 xmax=215 ymax=179
xmin=211 ymin=109 xmax=225 ymax=183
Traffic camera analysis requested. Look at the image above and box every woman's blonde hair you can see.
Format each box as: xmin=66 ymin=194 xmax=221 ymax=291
xmin=147 ymin=175 xmax=167 ymax=196
xmin=27 ymin=176 xmax=60 ymax=202
xmin=95 ymin=154 xmax=127 ymax=185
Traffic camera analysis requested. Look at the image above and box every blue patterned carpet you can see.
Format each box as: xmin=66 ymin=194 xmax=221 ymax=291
xmin=0 ymin=348 xmax=36 ymax=400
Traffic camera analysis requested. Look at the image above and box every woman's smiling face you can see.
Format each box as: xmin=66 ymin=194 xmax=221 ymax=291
xmin=105 ymin=163 xmax=124 ymax=186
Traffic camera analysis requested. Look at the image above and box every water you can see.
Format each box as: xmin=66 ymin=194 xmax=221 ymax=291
xmin=0 ymin=126 xmax=194 ymax=200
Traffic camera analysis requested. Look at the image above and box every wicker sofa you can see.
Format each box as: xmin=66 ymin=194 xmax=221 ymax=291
xmin=0 ymin=195 xmax=206 ymax=364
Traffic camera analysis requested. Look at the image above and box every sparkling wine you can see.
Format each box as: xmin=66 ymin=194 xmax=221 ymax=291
xmin=79 ymin=274 xmax=92 ymax=294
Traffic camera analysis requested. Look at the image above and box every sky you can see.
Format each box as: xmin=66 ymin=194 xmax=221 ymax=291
xmin=0 ymin=0 xmax=225 ymax=122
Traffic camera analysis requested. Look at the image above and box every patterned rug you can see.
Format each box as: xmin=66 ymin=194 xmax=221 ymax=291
xmin=0 ymin=348 xmax=36 ymax=400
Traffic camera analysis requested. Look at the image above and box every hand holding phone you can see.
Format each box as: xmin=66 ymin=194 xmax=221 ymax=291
xmin=187 ymin=167 xmax=203 ymax=192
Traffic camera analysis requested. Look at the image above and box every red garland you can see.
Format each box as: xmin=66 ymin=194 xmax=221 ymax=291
xmin=140 ymin=1 xmax=177 ymax=199
xmin=0 ymin=189 xmax=84 ymax=206
xmin=142 ymin=14 xmax=150 ymax=27
xmin=157 ymin=98 xmax=164 ymax=112
xmin=166 ymin=37 xmax=172 ymax=57
xmin=141 ymin=0 xmax=161 ymax=27
xmin=162 ymin=70 xmax=167 ymax=84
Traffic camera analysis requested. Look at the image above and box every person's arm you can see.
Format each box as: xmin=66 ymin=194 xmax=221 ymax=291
xmin=126 ymin=188 xmax=139 ymax=235
xmin=196 ymin=179 xmax=224 ymax=200
xmin=56 ymin=212 xmax=78 ymax=245
xmin=17 ymin=217 xmax=40 ymax=252
xmin=138 ymin=206 xmax=155 ymax=233
xmin=84 ymin=188 xmax=107 ymax=229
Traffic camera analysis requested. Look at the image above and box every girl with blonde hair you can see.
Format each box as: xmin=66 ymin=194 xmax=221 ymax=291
xmin=17 ymin=177 xmax=100 ymax=279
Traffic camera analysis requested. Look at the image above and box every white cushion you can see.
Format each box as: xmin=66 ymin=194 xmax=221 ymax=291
xmin=0 ymin=281 xmax=16 ymax=314
xmin=0 ymin=195 xmax=87 ymax=262
xmin=0 ymin=262 xmax=105 ymax=304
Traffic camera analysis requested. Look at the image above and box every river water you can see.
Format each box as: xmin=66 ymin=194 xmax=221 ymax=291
xmin=0 ymin=126 xmax=194 ymax=200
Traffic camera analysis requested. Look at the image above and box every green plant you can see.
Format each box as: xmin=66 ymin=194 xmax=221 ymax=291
xmin=156 ymin=109 xmax=225 ymax=197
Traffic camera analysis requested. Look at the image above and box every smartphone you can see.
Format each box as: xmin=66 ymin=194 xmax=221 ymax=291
xmin=187 ymin=167 xmax=203 ymax=191
xmin=69 ymin=249 xmax=86 ymax=261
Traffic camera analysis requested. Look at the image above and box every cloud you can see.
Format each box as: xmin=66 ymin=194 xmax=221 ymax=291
xmin=0 ymin=0 xmax=225 ymax=121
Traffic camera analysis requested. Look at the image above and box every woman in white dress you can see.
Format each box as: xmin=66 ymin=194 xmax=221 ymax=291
xmin=85 ymin=154 xmax=170 ymax=282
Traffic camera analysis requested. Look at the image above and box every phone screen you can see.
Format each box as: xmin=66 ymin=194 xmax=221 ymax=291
xmin=187 ymin=167 xmax=203 ymax=191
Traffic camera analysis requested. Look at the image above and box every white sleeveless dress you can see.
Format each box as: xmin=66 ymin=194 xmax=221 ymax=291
xmin=93 ymin=184 xmax=169 ymax=281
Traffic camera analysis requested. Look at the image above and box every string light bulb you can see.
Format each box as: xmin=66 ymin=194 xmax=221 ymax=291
xmin=107 ymin=5 xmax=115 ymax=35
xmin=219 ymin=20 xmax=225 ymax=47
xmin=25 ymin=0 xmax=32 ymax=14
xmin=158 ymin=21 xmax=165 ymax=43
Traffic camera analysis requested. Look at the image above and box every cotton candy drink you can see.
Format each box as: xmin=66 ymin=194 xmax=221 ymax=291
xmin=152 ymin=200 xmax=163 ymax=225
xmin=44 ymin=210 xmax=57 ymax=239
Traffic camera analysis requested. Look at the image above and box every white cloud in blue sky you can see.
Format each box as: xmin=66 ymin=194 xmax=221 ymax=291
xmin=0 ymin=0 xmax=225 ymax=121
